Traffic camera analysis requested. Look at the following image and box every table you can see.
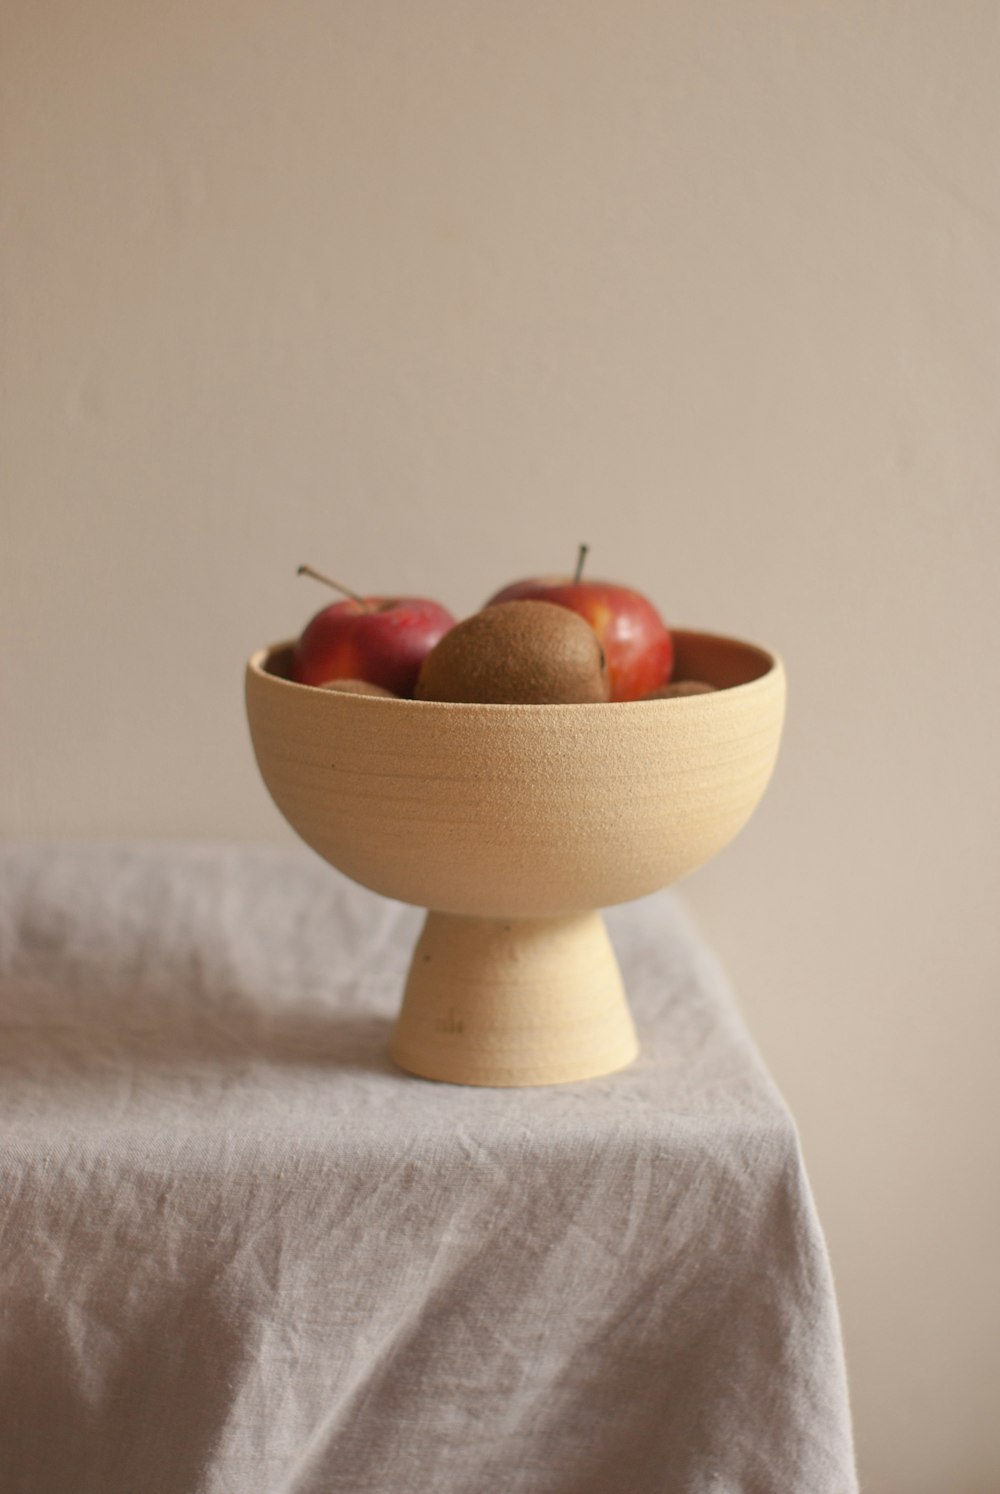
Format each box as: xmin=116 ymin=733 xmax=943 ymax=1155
xmin=0 ymin=844 xmax=857 ymax=1493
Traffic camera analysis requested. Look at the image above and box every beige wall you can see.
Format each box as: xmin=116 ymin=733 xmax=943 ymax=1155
xmin=4 ymin=3 xmax=999 ymax=1488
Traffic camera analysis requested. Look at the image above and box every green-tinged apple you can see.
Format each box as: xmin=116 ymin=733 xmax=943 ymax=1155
xmin=485 ymin=546 xmax=673 ymax=702
xmin=292 ymin=566 xmax=455 ymax=697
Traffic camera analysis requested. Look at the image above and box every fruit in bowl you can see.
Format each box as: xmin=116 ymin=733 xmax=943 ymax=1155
xmin=289 ymin=551 xmax=679 ymax=707
xmin=485 ymin=545 xmax=674 ymax=702
xmin=415 ymin=600 xmax=611 ymax=704
xmin=247 ymin=569 xmax=785 ymax=1087
xmin=291 ymin=565 xmax=455 ymax=697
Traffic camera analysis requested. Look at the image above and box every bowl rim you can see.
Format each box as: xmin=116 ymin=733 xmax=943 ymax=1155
xmin=246 ymin=628 xmax=784 ymax=710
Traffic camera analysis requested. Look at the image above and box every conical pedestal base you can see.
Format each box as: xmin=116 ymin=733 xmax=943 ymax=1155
xmin=390 ymin=909 xmax=639 ymax=1087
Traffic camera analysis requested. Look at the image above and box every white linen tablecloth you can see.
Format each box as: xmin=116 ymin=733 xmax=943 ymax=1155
xmin=0 ymin=844 xmax=856 ymax=1494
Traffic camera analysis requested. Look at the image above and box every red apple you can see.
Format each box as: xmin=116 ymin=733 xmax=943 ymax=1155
xmin=292 ymin=566 xmax=455 ymax=697
xmin=485 ymin=547 xmax=673 ymax=702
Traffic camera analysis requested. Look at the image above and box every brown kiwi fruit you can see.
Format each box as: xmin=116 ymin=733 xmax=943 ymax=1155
xmin=645 ymin=679 xmax=716 ymax=699
xmin=415 ymin=600 xmax=610 ymax=704
xmin=319 ymin=678 xmax=397 ymax=697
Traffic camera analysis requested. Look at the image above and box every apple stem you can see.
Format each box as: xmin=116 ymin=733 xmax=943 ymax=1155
xmin=574 ymin=543 xmax=589 ymax=584
xmin=297 ymin=564 xmax=372 ymax=610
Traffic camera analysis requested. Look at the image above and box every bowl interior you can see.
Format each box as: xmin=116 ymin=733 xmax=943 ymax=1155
xmin=246 ymin=630 xmax=785 ymax=919
xmin=260 ymin=633 xmax=775 ymax=692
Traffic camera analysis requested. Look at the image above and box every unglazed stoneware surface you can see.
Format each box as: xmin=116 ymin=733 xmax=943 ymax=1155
xmin=392 ymin=910 xmax=637 ymax=1087
xmin=245 ymin=630 xmax=785 ymax=1086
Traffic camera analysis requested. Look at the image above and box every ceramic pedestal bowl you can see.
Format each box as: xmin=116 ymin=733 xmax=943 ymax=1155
xmin=245 ymin=630 xmax=785 ymax=1087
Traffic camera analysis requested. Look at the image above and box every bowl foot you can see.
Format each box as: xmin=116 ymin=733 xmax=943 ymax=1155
xmin=390 ymin=909 xmax=639 ymax=1087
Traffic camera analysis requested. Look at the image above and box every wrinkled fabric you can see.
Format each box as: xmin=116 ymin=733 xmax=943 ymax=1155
xmin=0 ymin=843 xmax=856 ymax=1494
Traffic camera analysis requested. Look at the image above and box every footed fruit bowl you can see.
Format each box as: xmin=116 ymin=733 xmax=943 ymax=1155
xmin=245 ymin=631 xmax=785 ymax=1087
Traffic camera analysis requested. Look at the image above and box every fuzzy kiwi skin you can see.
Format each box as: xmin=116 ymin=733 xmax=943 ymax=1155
xmin=415 ymin=600 xmax=610 ymax=705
